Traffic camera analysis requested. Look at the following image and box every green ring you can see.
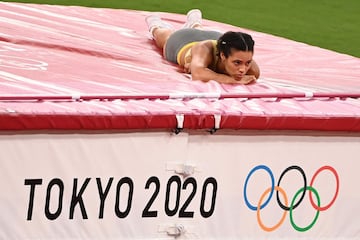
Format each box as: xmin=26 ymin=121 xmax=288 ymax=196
xmin=290 ymin=186 xmax=320 ymax=232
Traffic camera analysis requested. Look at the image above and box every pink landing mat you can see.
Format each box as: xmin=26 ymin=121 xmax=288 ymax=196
xmin=0 ymin=2 xmax=359 ymax=131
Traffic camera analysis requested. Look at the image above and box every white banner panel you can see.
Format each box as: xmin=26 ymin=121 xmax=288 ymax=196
xmin=0 ymin=131 xmax=359 ymax=239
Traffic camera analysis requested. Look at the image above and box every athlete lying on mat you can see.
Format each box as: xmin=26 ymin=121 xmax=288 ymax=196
xmin=146 ymin=9 xmax=260 ymax=84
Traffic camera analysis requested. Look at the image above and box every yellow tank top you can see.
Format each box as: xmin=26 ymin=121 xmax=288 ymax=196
xmin=176 ymin=40 xmax=218 ymax=71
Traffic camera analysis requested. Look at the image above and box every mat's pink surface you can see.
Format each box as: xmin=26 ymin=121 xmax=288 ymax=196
xmin=0 ymin=3 xmax=359 ymax=130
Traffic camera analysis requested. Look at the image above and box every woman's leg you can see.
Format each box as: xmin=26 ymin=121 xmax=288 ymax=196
xmin=183 ymin=9 xmax=202 ymax=29
xmin=152 ymin=28 xmax=173 ymax=50
xmin=145 ymin=11 xmax=203 ymax=62
xmin=150 ymin=8 xmax=203 ymax=53
xmin=146 ymin=9 xmax=203 ymax=50
xmin=146 ymin=15 xmax=174 ymax=50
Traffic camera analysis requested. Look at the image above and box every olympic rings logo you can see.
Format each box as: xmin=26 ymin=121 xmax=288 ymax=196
xmin=243 ymin=165 xmax=340 ymax=232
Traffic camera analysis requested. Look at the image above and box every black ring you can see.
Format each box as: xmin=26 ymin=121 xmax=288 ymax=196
xmin=276 ymin=165 xmax=307 ymax=211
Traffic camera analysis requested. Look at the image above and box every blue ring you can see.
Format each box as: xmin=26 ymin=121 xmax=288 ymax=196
xmin=244 ymin=165 xmax=275 ymax=211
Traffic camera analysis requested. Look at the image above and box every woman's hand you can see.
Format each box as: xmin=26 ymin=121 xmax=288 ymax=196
xmin=237 ymin=75 xmax=257 ymax=84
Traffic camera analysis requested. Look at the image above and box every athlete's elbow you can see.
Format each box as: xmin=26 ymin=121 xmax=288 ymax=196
xmin=190 ymin=68 xmax=211 ymax=82
xmin=255 ymin=69 xmax=260 ymax=79
xmin=191 ymin=72 xmax=204 ymax=81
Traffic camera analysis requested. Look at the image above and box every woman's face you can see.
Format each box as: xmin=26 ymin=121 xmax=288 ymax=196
xmin=221 ymin=49 xmax=253 ymax=81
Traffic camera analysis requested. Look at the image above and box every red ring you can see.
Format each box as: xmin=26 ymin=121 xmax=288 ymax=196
xmin=309 ymin=166 xmax=339 ymax=211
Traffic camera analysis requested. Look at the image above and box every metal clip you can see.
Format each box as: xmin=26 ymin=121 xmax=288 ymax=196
xmin=166 ymin=163 xmax=196 ymax=178
xmin=158 ymin=223 xmax=185 ymax=238
xmin=166 ymin=224 xmax=185 ymax=237
xmin=207 ymin=114 xmax=221 ymax=134
xmin=174 ymin=114 xmax=184 ymax=134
